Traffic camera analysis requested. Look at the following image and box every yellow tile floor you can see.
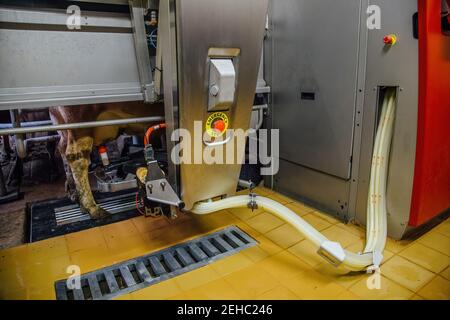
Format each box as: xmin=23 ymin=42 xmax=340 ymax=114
xmin=0 ymin=187 xmax=449 ymax=300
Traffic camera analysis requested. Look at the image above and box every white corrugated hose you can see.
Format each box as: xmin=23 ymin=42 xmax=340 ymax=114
xmin=191 ymin=89 xmax=397 ymax=272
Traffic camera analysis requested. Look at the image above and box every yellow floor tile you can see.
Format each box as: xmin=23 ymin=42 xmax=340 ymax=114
xmin=203 ymin=210 xmax=240 ymax=229
xmin=234 ymin=222 xmax=261 ymax=239
xmin=210 ymin=252 xmax=253 ymax=277
xmin=69 ymin=243 xmax=115 ymax=273
xmin=285 ymin=202 xmax=315 ymax=216
xmin=184 ymin=278 xmax=243 ymax=300
xmin=223 ymin=265 xmax=279 ymax=299
xmin=384 ymin=238 xmax=413 ymax=254
xmin=65 ymin=227 xmax=107 ymax=253
xmin=131 ymin=215 xmax=170 ymax=234
xmin=24 ymin=255 xmax=73 ymax=289
xmin=266 ymin=193 xmax=294 ymax=205
xmin=434 ymin=219 xmax=450 ymax=238
xmin=301 ymin=214 xmax=331 ymax=231
xmin=254 ymin=235 xmax=284 ymax=257
xmin=281 ymin=270 xmax=345 ymax=300
xmin=381 ymin=256 xmax=435 ymax=292
xmin=399 ymin=242 xmax=450 ymax=273
xmin=258 ymin=251 xmax=312 ymax=282
xmin=321 ymin=225 xmax=362 ymax=248
xmin=167 ymin=292 xmax=189 ymax=300
xmin=0 ymin=272 xmax=26 ymax=298
xmin=28 ymin=287 xmax=56 ymax=300
xmin=100 ymin=220 xmax=140 ymax=241
xmin=0 ymin=288 xmax=28 ymax=300
xmin=27 ymin=237 xmax=69 ymax=261
xmin=418 ymin=232 xmax=450 ymax=256
xmin=245 ymin=212 xmax=285 ymax=234
xmin=131 ymin=280 xmax=182 ymax=300
xmin=0 ymin=245 xmax=29 ymax=270
xmin=174 ymin=265 xmax=221 ymax=292
xmin=253 ymin=186 xmax=275 ymax=197
xmin=256 ymin=285 xmax=300 ymax=300
xmin=441 ymin=266 xmax=450 ymax=280
xmin=104 ymin=234 xmax=151 ymax=262
xmin=313 ymin=262 xmax=368 ymax=289
xmin=265 ymin=224 xmax=305 ymax=249
xmin=334 ymin=222 xmax=366 ymax=238
xmin=311 ymin=211 xmax=341 ymax=225
xmin=288 ymin=240 xmax=324 ymax=268
xmin=349 ymin=275 xmax=414 ymax=300
xmin=168 ymin=212 xmax=194 ymax=226
xmin=417 ymin=276 xmax=450 ymax=300
xmin=240 ymin=242 xmax=271 ymax=263
xmin=228 ymin=207 xmax=263 ymax=221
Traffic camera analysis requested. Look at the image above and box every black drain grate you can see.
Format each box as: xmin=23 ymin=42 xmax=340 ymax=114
xmin=54 ymin=193 xmax=139 ymax=226
xmin=55 ymin=225 xmax=257 ymax=300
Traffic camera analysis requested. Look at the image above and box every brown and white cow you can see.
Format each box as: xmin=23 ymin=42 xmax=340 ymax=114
xmin=49 ymin=101 xmax=164 ymax=219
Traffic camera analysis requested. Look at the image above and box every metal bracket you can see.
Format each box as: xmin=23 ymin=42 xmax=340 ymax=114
xmin=366 ymin=250 xmax=384 ymax=274
xmin=129 ymin=0 xmax=156 ymax=103
xmin=145 ymin=160 xmax=184 ymax=209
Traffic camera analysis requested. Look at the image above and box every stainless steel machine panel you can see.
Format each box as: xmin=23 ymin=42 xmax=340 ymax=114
xmin=355 ymin=0 xmax=419 ymax=239
xmin=168 ymin=0 xmax=268 ymax=210
xmin=272 ymin=0 xmax=361 ymax=179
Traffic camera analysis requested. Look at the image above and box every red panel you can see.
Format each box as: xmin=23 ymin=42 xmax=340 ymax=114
xmin=410 ymin=0 xmax=450 ymax=226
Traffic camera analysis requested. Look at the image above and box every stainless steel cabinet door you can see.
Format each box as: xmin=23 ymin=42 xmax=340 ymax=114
xmin=272 ymin=0 xmax=361 ymax=179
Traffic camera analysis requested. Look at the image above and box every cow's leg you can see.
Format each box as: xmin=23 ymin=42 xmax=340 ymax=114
xmin=63 ymin=156 xmax=78 ymax=202
xmin=56 ymin=132 xmax=78 ymax=202
xmin=66 ymin=136 xmax=108 ymax=219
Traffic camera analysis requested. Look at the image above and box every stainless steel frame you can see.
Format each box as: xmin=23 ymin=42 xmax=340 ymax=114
xmin=0 ymin=2 xmax=156 ymax=109
xmin=160 ymin=0 xmax=268 ymax=210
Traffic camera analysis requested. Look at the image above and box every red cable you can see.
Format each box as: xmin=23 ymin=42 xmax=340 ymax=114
xmin=144 ymin=123 xmax=167 ymax=146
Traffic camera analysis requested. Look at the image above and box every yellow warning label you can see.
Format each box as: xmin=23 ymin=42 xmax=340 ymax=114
xmin=205 ymin=112 xmax=229 ymax=138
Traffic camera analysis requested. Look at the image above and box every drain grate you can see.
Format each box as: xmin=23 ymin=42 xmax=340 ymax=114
xmin=54 ymin=193 xmax=139 ymax=226
xmin=55 ymin=225 xmax=257 ymax=300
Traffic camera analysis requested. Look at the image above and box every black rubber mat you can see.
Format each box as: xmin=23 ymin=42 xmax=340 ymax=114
xmin=26 ymin=189 xmax=141 ymax=243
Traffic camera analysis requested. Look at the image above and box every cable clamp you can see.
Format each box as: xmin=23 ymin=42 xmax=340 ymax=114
xmin=247 ymin=193 xmax=258 ymax=212
xmin=365 ymin=250 xmax=384 ymax=274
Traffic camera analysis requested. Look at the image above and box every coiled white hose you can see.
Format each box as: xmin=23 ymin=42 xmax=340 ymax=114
xmin=191 ymin=89 xmax=397 ymax=272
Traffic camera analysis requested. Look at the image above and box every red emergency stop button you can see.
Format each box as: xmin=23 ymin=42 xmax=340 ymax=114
xmin=213 ymin=119 xmax=226 ymax=133
xmin=383 ymin=34 xmax=397 ymax=46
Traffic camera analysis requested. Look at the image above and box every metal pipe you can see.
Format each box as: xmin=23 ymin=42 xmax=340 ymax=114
xmin=238 ymin=179 xmax=255 ymax=189
xmin=0 ymin=116 xmax=165 ymax=136
xmin=0 ymin=120 xmax=53 ymax=130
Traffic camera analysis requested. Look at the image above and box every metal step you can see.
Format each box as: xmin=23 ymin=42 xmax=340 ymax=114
xmin=54 ymin=193 xmax=140 ymax=226
xmin=55 ymin=225 xmax=257 ymax=300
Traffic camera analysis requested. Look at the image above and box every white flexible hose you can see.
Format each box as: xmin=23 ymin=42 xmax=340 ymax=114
xmin=191 ymin=89 xmax=397 ymax=272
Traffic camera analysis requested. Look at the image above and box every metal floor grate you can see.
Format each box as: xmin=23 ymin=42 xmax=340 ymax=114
xmin=54 ymin=193 xmax=139 ymax=226
xmin=55 ymin=225 xmax=257 ymax=300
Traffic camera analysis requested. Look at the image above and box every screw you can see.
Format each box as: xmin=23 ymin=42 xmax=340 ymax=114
xmin=160 ymin=181 xmax=166 ymax=191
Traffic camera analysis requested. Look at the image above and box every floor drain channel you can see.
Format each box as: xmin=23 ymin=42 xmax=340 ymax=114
xmin=54 ymin=193 xmax=138 ymax=226
xmin=55 ymin=225 xmax=257 ymax=300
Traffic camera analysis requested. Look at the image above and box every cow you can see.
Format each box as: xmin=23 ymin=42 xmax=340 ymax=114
xmin=49 ymin=101 xmax=164 ymax=219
